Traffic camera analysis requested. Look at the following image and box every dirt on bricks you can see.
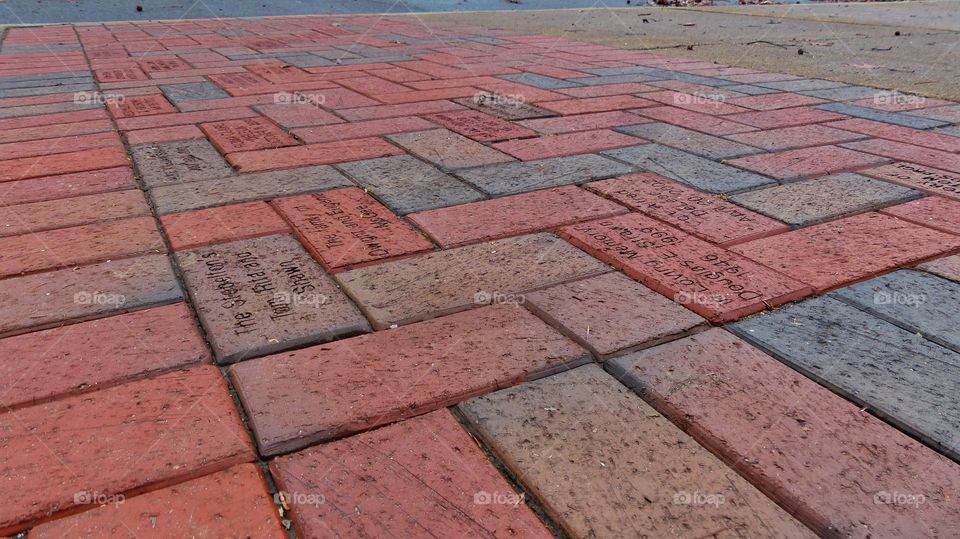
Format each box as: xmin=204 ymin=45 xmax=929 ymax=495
xmin=1 ymin=14 xmax=959 ymax=537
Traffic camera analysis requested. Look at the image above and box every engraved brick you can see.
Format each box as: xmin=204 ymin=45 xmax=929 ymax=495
xmin=861 ymin=162 xmax=960 ymax=201
xmin=200 ymin=116 xmax=298 ymax=154
xmin=175 ymin=234 xmax=370 ymax=363
xmin=558 ymin=213 xmax=811 ymax=321
xmin=425 ymin=109 xmax=535 ymax=142
xmin=272 ymin=188 xmax=434 ymax=271
xmin=131 ymin=139 xmax=234 ymax=188
xmin=587 ymin=173 xmax=789 ymax=245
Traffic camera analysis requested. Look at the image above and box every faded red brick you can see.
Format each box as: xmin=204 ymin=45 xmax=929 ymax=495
xmin=831 ymin=118 xmax=960 ymax=153
xmin=292 ymin=116 xmax=436 ymax=144
xmin=537 ymin=95 xmax=655 ymax=115
xmin=272 ymin=187 xmax=434 ymax=270
xmin=107 ymin=94 xmax=176 ymax=118
xmin=844 ymin=138 xmax=960 ymax=174
xmin=0 ymin=190 xmax=150 ymax=237
xmin=270 ymin=410 xmax=552 ymax=538
xmin=255 ymin=102 xmax=343 ymax=129
xmin=726 ymin=106 xmax=848 ymax=129
xmin=725 ymin=145 xmax=889 ymax=181
xmin=726 ymin=123 xmax=866 ymax=152
xmin=409 ymin=185 xmax=627 ymax=248
xmin=518 ymin=110 xmax=647 ymax=134
xmin=0 ymin=167 xmax=134 ymax=206
xmin=226 ymin=136 xmax=403 ymax=172
xmin=229 ymin=304 xmax=590 ymax=455
xmin=0 ymin=366 xmax=254 ymax=535
xmin=878 ymin=196 xmax=960 ymax=235
xmin=0 ymin=147 xmax=130 ymax=183
xmin=636 ymin=105 xmax=757 ymax=136
xmin=492 ymin=129 xmax=642 ymax=160
xmin=730 ymin=212 xmax=960 ymax=292
xmin=387 ymin=128 xmax=514 ymax=170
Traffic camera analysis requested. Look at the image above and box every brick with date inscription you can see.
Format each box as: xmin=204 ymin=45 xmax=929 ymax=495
xmin=272 ymin=188 xmax=433 ymax=271
xmin=200 ymin=117 xmax=298 ymax=154
xmin=175 ymin=234 xmax=369 ymax=363
xmin=131 ymin=139 xmax=234 ymax=188
xmin=586 ymin=173 xmax=789 ymax=245
xmin=558 ymin=213 xmax=811 ymax=322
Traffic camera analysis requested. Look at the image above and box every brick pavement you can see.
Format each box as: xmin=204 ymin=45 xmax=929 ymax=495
xmin=0 ymin=15 xmax=958 ymax=537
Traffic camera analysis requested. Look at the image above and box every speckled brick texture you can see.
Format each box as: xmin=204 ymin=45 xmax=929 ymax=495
xmin=5 ymin=15 xmax=960 ymax=537
xmin=609 ymin=329 xmax=960 ymax=538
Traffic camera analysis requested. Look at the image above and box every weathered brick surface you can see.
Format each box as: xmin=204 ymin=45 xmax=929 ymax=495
xmin=538 ymin=95 xmax=655 ymax=115
xmin=161 ymin=200 xmax=291 ymax=250
xmin=587 ymin=173 xmax=789 ymax=245
xmin=830 ymin=118 xmax=960 ymax=153
xmin=0 ymin=167 xmax=135 ymax=206
xmin=336 ymin=155 xmax=483 ymax=215
xmin=0 ymin=254 xmax=181 ymax=336
xmin=230 ymin=304 xmax=590 ymax=455
xmin=0 ymin=303 xmax=208 ymax=409
xmin=558 ymin=213 xmax=811 ymax=322
xmin=918 ymin=254 xmax=960 ymax=282
xmin=425 ymin=109 xmax=535 ymax=142
xmin=726 ymin=106 xmax=847 ymax=129
xmin=409 ymin=185 xmax=627 ymax=248
xmin=227 ymin=136 xmax=403 ymax=172
xmin=617 ymin=121 xmax=762 ymax=160
xmin=731 ymin=295 xmax=960 ymax=461
xmin=107 ymin=94 xmax=175 ymax=118
xmin=832 ymin=269 xmax=960 ymax=352
xmin=604 ymin=144 xmax=776 ymax=193
xmin=730 ymin=212 xmax=960 ymax=293
xmin=131 ymin=139 xmax=234 ymax=187
xmin=725 ymin=145 xmax=890 ymax=181
xmin=879 ymin=196 xmax=960 ymax=235
xmin=270 ymin=409 xmax=552 ymax=538
xmin=30 ymin=464 xmax=285 ymax=539
xmin=519 ymin=110 xmax=646 ymax=135
xmin=0 ymin=190 xmax=150 ymax=237
xmin=176 ymin=234 xmax=369 ymax=363
xmin=610 ymin=328 xmax=960 ymax=538
xmin=149 ymin=165 xmax=353 ymax=214
xmin=458 ymin=365 xmax=813 ymax=539
xmin=726 ymin=123 xmax=867 ymax=151
xmin=0 ymin=366 xmax=254 ymax=534
xmin=844 ymin=139 xmax=960 ymax=174
xmin=730 ymin=173 xmax=921 ymax=227
xmin=388 ymin=128 xmax=514 ymax=170
xmin=273 ymin=188 xmax=433 ymax=270
xmin=200 ymin=116 xmax=298 ymax=154
xmin=0 ymin=216 xmax=165 ymax=278
xmin=336 ymin=233 xmax=609 ymax=329
xmin=456 ymin=153 xmax=632 ymax=196
xmin=525 ymin=272 xmax=706 ymax=359
xmin=292 ymin=115 xmax=435 ymax=143
xmin=861 ymin=162 xmax=960 ymax=200
xmin=0 ymin=147 xmax=130 ymax=183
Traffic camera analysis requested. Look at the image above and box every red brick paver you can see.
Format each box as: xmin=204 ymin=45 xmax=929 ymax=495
xmin=4 ymin=15 xmax=960 ymax=538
